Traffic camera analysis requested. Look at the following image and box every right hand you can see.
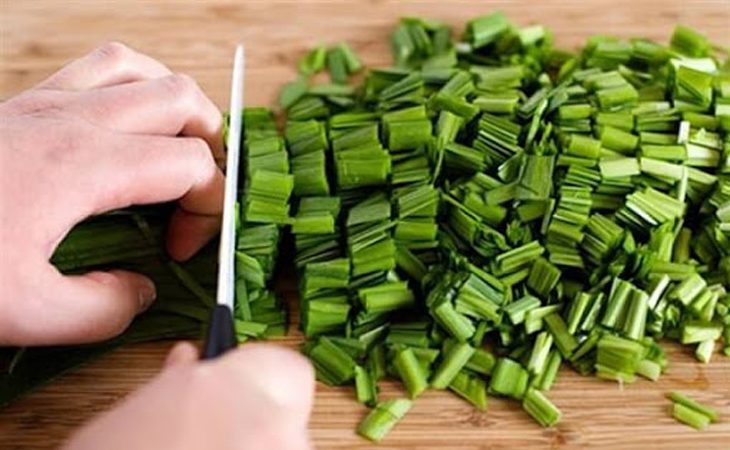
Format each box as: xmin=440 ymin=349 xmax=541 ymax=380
xmin=63 ymin=343 xmax=315 ymax=450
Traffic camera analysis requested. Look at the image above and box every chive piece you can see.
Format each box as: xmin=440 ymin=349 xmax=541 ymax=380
xmin=394 ymin=347 xmax=428 ymax=398
xmin=308 ymin=337 xmax=357 ymax=385
xmin=279 ymin=77 xmax=308 ymax=109
xmin=357 ymin=398 xmax=412 ymax=442
xmin=667 ymin=392 xmax=719 ymax=422
xmin=544 ymin=313 xmax=578 ymax=357
xmin=465 ymin=348 xmax=497 ymax=375
xmin=695 ymin=340 xmax=714 ymax=364
xmin=299 ymin=45 xmax=327 ymax=75
xmin=337 ymin=42 xmax=363 ymax=73
xmin=465 ymin=12 xmax=509 ymax=48
xmin=490 ymin=358 xmax=529 ymax=399
xmin=527 ymin=331 xmax=554 ymax=376
xmin=635 ymin=358 xmax=662 ymax=381
xmin=503 ymin=295 xmax=541 ymax=325
xmin=522 ymin=388 xmax=562 ymax=427
xmin=533 ymin=351 xmax=562 ymax=391
xmin=449 ymin=370 xmax=488 ymax=411
xmin=327 ymin=46 xmax=349 ymax=84
xmin=670 ymin=25 xmax=710 ymax=58
xmin=354 ymin=366 xmax=377 ymax=406
xmin=358 ymin=282 xmax=415 ymax=313
xmin=431 ymin=341 xmax=475 ymax=388
xmin=673 ymin=403 xmax=711 ymax=430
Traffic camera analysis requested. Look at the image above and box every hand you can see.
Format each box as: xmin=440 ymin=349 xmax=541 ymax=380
xmin=0 ymin=42 xmax=225 ymax=345
xmin=63 ymin=343 xmax=315 ymax=450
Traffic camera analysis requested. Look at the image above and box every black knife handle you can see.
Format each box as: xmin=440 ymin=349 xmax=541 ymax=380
xmin=202 ymin=304 xmax=238 ymax=360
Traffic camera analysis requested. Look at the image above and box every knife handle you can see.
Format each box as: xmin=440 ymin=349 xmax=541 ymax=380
xmin=202 ymin=304 xmax=238 ymax=360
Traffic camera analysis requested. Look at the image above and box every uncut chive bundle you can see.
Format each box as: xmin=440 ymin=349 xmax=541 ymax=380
xmin=267 ymin=13 xmax=730 ymax=442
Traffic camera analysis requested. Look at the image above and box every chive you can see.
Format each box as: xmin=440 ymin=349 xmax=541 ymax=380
xmin=681 ymin=321 xmax=722 ymax=345
xmin=327 ymin=46 xmax=349 ymax=84
xmin=449 ymin=370 xmax=488 ymax=410
xmin=599 ymin=158 xmax=640 ymax=178
xmin=279 ymin=77 xmax=308 ymax=109
xmin=522 ymin=388 xmax=562 ymax=427
xmin=695 ymin=340 xmax=715 ymax=364
xmin=432 ymin=300 xmax=476 ymax=342
xmin=526 ymin=257 xmax=561 ymax=298
xmin=337 ymin=42 xmax=363 ymax=73
xmin=386 ymin=119 xmax=433 ymax=151
xmin=465 ymin=348 xmax=497 ymax=375
xmin=533 ymin=351 xmax=562 ymax=391
xmin=299 ymin=45 xmax=327 ymax=75
xmin=544 ymin=313 xmax=578 ymax=357
xmin=355 ymin=366 xmax=378 ymax=406
xmin=623 ymin=289 xmax=649 ymax=340
xmin=357 ymin=398 xmax=412 ymax=442
xmin=527 ymin=331 xmax=554 ymax=376
xmin=667 ymin=392 xmax=719 ymax=423
xmin=566 ymin=292 xmax=592 ymax=334
xmin=671 ymin=273 xmax=707 ymax=305
xmin=308 ymin=337 xmax=357 ymax=384
xmin=394 ymin=347 xmax=429 ymax=398
xmin=431 ymin=341 xmax=475 ymax=388
xmin=595 ymin=334 xmax=644 ymax=380
xmin=490 ymin=358 xmax=529 ymax=399
xmin=504 ymin=295 xmax=542 ymax=325
xmin=673 ymin=403 xmax=711 ymax=430
xmin=465 ymin=12 xmax=509 ymax=48
xmin=566 ymin=134 xmax=601 ymax=159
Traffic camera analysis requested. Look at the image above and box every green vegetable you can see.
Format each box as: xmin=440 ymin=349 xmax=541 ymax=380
xmin=357 ymin=398 xmax=413 ymax=442
xmin=668 ymin=392 xmax=719 ymax=423
xmin=522 ymin=388 xmax=562 ymax=427
xmin=6 ymin=14 xmax=730 ymax=446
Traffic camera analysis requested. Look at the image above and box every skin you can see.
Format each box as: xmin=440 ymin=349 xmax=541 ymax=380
xmin=0 ymin=42 xmax=314 ymax=449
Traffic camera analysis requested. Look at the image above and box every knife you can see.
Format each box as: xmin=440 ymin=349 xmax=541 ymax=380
xmin=202 ymin=44 xmax=245 ymax=359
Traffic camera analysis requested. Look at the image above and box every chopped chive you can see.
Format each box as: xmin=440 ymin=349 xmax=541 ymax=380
xmin=681 ymin=321 xmax=722 ymax=345
xmin=668 ymin=392 xmax=719 ymax=422
xmin=394 ymin=347 xmax=429 ymax=398
xmin=431 ymin=341 xmax=475 ymax=388
xmin=673 ymin=403 xmax=711 ymax=430
xmin=544 ymin=313 xmax=578 ymax=357
xmin=490 ymin=358 xmax=529 ymax=399
xmin=449 ymin=370 xmax=488 ymax=410
xmin=522 ymin=388 xmax=562 ymax=427
xmin=357 ymin=398 xmax=412 ymax=442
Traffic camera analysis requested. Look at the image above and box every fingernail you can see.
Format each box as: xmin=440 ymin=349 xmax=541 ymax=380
xmin=138 ymin=278 xmax=157 ymax=311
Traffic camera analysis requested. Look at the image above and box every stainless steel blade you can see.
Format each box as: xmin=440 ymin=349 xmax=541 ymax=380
xmin=215 ymin=44 xmax=245 ymax=312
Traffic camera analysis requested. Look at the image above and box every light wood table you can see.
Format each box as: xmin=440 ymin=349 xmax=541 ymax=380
xmin=1 ymin=1 xmax=729 ymax=448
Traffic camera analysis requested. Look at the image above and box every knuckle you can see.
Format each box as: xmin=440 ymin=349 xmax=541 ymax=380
xmin=164 ymin=73 xmax=199 ymax=98
xmin=94 ymin=41 xmax=133 ymax=66
xmin=183 ymin=136 xmax=216 ymax=172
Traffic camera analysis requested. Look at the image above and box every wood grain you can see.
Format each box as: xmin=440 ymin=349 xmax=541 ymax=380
xmin=1 ymin=0 xmax=730 ymax=448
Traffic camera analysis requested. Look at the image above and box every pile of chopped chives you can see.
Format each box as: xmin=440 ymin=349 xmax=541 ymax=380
xmin=234 ymin=12 xmax=729 ymax=442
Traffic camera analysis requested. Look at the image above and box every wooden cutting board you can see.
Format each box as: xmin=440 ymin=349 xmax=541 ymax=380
xmin=1 ymin=1 xmax=729 ymax=448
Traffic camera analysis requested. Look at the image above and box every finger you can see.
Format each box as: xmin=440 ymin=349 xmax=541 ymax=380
xmin=166 ymin=208 xmax=221 ymax=262
xmin=37 ymin=42 xmax=172 ymax=91
xmin=164 ymin=341 xmax=199 ymax=368
xmin=218 ymin=344 xmax=315 ymax=426
xmin=84 ymin=134 xmax=224 ymax=258
xmin=71 ymin=74 xmax=224 ymax=159
xmin=7 ymin=268 xmax=155 ymax=345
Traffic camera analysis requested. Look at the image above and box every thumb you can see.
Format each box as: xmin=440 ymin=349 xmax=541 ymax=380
xmin=6 ymin=266 xmax=156 ymax=345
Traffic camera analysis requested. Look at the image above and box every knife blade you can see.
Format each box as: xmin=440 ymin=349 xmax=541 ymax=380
xmin=202 ymin=44 xmax=245 ymax=359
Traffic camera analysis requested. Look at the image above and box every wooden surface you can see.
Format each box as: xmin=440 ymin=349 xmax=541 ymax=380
xmin=1 ymin=0 xmax=730 ymax=448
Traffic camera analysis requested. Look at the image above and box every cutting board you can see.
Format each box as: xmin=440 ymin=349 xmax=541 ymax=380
xmin=1 ymin=1 xmax=729 ymax=448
